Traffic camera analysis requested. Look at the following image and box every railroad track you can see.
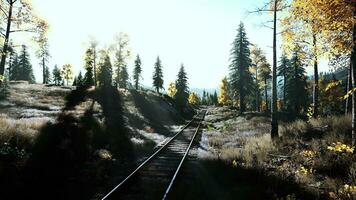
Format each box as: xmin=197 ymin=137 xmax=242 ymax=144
xmin=102 ymin=110 xmax=207 ymax=200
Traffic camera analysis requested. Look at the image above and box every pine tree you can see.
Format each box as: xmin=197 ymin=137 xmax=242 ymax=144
xmin=174 ymin=64 xmax=189 ymax=111
xmin=52 ymin=65 xmax=62 ymax=85
xmin=36 ymin=36 xmax=50 ymax=84
xmin=259 ymin=61 xmax=272 ymax=112
xmin=83 ymin=48 xmax=94 ymax=87
xmin=72 ymin=76 xmax=77 ymax=86
xmin=153 ymin=56 xmax=164 ymax=93
xmin=44 ymin=66 xmax=51 ymax=84
xmin=277 ymin=54 xmax=290 ymax=107
xmin=285 ymin=45 xmax=308 ymax=116
xmin=113 ymin=33 xmax=131 ymax=89
xmin=77 ymin=71 xmax=83 ymax=87
xmin=18 ymin=45 xmax=35 ymax=83
xmin=229 ymin=22 xmax=253 ymax=112
xmin=201 ymin=90 xmax=207 ymax=105
xmin=118 ymin=65 xmax=129 ymax=89
xmin=133 ymin=54 xmax=142 ymax=90
xmin=97 ymin=50 xmax=113 ymax=87
xmin=8 ymin=50 xmax=19 ymax=81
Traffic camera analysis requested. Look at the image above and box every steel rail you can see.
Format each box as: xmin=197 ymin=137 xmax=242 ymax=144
xmin=101 ymin=111 xmax=203 ymax=200
xmin=161 ymin=110 xmax=206 ymax=200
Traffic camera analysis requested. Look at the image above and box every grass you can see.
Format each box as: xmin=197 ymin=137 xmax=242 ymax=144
xmin=203 ymin=107 xmax=356 ymax=199
xmin=0 ymin=114 xmax=48 ymax=149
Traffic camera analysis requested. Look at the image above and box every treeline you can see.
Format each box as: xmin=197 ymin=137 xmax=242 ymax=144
xmin=217 ymin=0 xmax=355 ymax=144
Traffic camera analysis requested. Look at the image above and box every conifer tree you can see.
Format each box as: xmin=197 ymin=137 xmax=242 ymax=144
xmin=8 ymin=50 xmax=19 ymax=81
xmin=277 ymin=54 xmax=290 ymax=106
xmin=285 ymin=45 xmax=308 ymax=115
xmin=229 ymin=22 xmax=253 ymax=112
xmin=174 ymin=64 xmax=189 ymax=111
xmin=133 ymin=54 xmax=142 ymax=90
xmin=18 ymin=45 xmax=35 ymax=83
xmin=259 ymin=61 xmax=272 ymax=111
xmin=77 ymin=71 xmax=83 ymax=86
xmin=83 ymin=48 xmax=94 ymax=87
xmin=113 ymin=33 xmax=130 ymax=89
xmin=153 ymin=56 xmax=164 ymax=93
xmin=52 ymin=65 xmax=62 ymax=86
xmin=36 ymin=36 xmax=50 ymax=84
xmin=44 ymin=66 xmax=51 ymax=84
xmin=97 ymin=50 xmax=113 ymax=87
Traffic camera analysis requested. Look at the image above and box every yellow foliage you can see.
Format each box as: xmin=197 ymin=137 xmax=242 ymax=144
xmin=232 ymin=160 xmax=238 ymax=168
xmin=167 ymin=82 xmax=177 ymax=98
xmin=218 ymin=77 xmax=231 ymax=106
xmin=302 ymin=150 xmax=315 ymax=158
xmin=188 ymin=92 xmax=200 ymax=105
xmin=61 ymin=64 xmax=73 ymax=85
xmin=277 ymin=99 xmax=284 ymax=110
xmin=296 ymin=165 xmax=314 ymax=175
xmin=327 ymin=142 xmax=355 ymax=154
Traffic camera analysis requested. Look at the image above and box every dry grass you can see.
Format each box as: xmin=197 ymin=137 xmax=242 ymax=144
xmin=240 ymin=134 xmax=275 ymax=166
xmin=0 ymin=114 xmax=48 ymax=149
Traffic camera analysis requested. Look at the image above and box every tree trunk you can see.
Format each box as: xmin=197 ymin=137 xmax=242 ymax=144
xmin=265 ymin=78 xmax=268 ymax=111
xmin=352 ymin=4 xmax=356 ymax=146
xmin=271 ymin=0 xmax=279 ymax=139
xmin=346 ymin=61 xmax=352 ymax=115
xmin=42 ymin=57 xmax=46 ymax=84
xmin=93 ymin=48 xmax=97 ymax=88
xmin=312 ymin=33 xmax=319 ymax=118
xmin=283 ymin=72 xmax=286 ymax=109
xmin=256 ymin=69 xmax=260 ymax=112
xmin=0 ymin=2 xmax=13 ymax=78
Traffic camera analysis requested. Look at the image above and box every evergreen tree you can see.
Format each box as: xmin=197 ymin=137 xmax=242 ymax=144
xmin=174 ymin=64 xmax=189 ymax=111
xmin=201 ymin=90 xmax=207 ymax=105
xmin=18 ymin=45 xmax=35 ymax=83
xmin=133 ymin=54 xmax=142 ymax=90
xmin=36 ymin=36 xmax=50 ymax=84
xmin=118 ymin=65 xmax=129 ymax=89
xmin=113 ymin=33 xmax=130 ymax=89
xmin=97 ymin=50 xmax=113 ymax=87
xmin=52 ymin=65 xmax=62 ymax=85
xmin=153 ymin=56 xmax=164 ymax=93
xmin=77 ymin=71 xmax=83 ymax=86
xmin=285 ymin=45 xmax=308 ymax=115
xmin=44 ymin=66 xmax=51 ymax=84
xmin=83 ymin=48 xmax=94 ymax=87
xmin=229 ymin=22 xmax=253 ymax=112
xmin=8 ymin=50 xmax=19 ymax=81
xmin=277 ymin=54 xmax=290 ymax=107
xmin=72 ymin=76 xmax=77 ymax=86
xmin=259 ymin=61 xmax=272 ymax=112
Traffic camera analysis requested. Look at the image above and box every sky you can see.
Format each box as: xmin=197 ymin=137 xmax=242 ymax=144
xmin=23 ymin=0 xmax=327 ymax=89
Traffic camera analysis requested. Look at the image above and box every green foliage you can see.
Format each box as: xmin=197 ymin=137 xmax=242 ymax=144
xmin=153 ymin=56 xmax=164 ymax=93
xmin=278 ymin=54 xmax=290 ymax=105
xmin=52 ymin=65 xmax=62 ymax=86
xmin=97 ymin=50 xmax=113 ymax=87
xmin=229 ymin=22 xmax=254 ymax=112
xmin=83 ymin=48 xmax=94 ymax=87
xmin=319 ymin=76 xmax=344 ymax=116
xmin=284 ymin=44 xmax=309 ymax=116
xmin=174 ymin=64 xmax=189 ymax=111
xmin=10 ymin=45 xmax=35 ymax=83
xmin=133 ymin=54 xmax=142 ymax=90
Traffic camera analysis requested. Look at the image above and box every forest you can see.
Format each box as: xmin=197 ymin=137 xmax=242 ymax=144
xmin=0 ymin=0 xmax=355 ymax=200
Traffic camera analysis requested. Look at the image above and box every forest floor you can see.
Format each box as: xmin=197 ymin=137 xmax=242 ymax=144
xmin=193 ymin=106 xmax=356 ymax=200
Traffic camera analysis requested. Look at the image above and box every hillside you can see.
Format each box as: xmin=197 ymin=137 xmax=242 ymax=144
xmin=0 ymin=82 xmax=188 ymax=199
